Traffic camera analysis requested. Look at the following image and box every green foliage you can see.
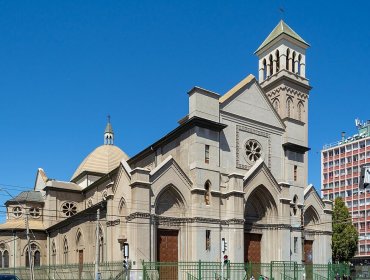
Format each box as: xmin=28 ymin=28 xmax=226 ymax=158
xmin=332 ymin=197 xmax=358 ymax=262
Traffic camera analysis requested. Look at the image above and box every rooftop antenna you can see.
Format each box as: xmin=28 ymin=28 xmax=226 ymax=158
xmin=355 ymin=118 xmax=362 ymax=128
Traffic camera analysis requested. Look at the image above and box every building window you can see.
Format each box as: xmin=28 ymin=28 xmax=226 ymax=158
xmin=294 ymin=165 xmax=297 ymax=181
xmin=263 ymin=59 xmax=267 ymax=80
xmin=29 ymin=207 xmax=40 ymax=218
xmin=206 ymin=230 xmax=211 ymax=251
xmin=275 ymin=50 xmax=280 ymax=72
xmin=61 ymin=202 xmax=77 ymax=217
xmin=205 ymin=145 xmax=210 ymax=164
xmin=13 ymin=207 xmax=22 ymax=218
xmin=204 ymin=181 xmax=211 ymax=206
xmin=26 ymin=243 xmax=40 ymax=267
xmin=51 ymin=241 xmax=56 ymax=266
xmin=287 ymin=98 xmax=293 ymax=118
xmin=294 ymin=237 xmax=298 ymax=253
xmin=286 ymin=49 xmax=290 ymax=71
xmin=245 ymin=139 xmax=262 ymax=163
xmin=0 ymin=243 xmax=9 ymax=268
xmin=63 ymin=237 xmax=68 ymax=265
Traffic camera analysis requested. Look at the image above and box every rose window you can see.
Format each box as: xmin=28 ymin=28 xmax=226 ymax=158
xmin=13 ymin=207 xmax=22 ymax=218
xmin=62 ymin=202 xmax=77 ymax=217
xmin=29 ymin=207 xmax=40 ymax=218
xmin=245 ymin=139 xmax=262 ymax=162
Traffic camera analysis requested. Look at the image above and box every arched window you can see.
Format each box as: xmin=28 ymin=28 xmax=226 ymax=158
xmin=286 ymin=49 xmax=290 ymax=71
xmin=63 ymin=237 xmax=68 ymax=265
xmin=263 ymin=59 xmax=267 ymax=80
xmin=298 ymin=54 xmax=302 ymax=75
xmin=51 ymin=241 xmax=56 ymax=266
xmin=272 ymin=99 xmax=279 ymax=113
xmin=99 ymin=227 xmax=104 ymax=263
xmin=298 ymin=102 xmax=304 ymax=121
xmin=34 ymin=251 xmax=40 ymax=267
xmin=26 ymin=243 xmax=40 ymax=267
xmin=287 ymin=98 xmax=293 ymax=118
xmin=275 ymin=50 xmax=280 ymax=73
xmin=269 ymin=54 xmax=273 ymax=76
xmin=293 ymin=195 xmax=298 ymax=216
xmin=292 ymin=51 xmax=296 ymax=73
xmin=3 ymin=251 xmax=9 ymax=268
xmin=204 ymin=181 xmax=211 ymax=206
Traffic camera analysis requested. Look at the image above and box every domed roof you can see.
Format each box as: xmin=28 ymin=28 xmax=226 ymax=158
xmin=71 ymin=145 xmax=129 ymax=181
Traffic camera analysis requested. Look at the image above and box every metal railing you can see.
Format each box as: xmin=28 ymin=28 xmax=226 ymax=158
xmin=0 ymin=261 xmax=127 ymax=280
xmin=142 ymin=261 xmax=350 ymax=280
xmin=0 ymin=261 xmax=351 ymax=280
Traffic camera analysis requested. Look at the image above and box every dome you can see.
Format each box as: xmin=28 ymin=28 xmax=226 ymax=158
xmin=71 ymin=145 xmax=129 ymax=181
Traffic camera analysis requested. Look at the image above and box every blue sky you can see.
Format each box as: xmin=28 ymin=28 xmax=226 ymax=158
xmin=0 ymin=0 xmax=370 ymax=210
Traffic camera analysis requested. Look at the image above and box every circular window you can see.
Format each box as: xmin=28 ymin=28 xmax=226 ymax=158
xmin=245 ymin=139 xmax=262 ymax=163
xmin=29 ymin=207 xmax=41 ymax=218
xmin=12 ymin=207 xmax=22 ymax=218
xmin=61 ymin=202 xmax=77 ymax=217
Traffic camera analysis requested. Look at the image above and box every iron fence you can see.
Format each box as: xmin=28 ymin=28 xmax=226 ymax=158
xmin=0 ymin=261 xmax=128 ymax=280
xmin=0 ymin=261 xmax=351 ymax=280
xmin=142 ymin=261 xmax=350 ymax=280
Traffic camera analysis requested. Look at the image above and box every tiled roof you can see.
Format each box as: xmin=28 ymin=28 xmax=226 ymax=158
xmin=256 ymin=20 xmax=308 ymax=53
xmin=71 ymin=145 xmax=129 ymax=180
xmin=6 ymin=191 xmax=43 ymax=205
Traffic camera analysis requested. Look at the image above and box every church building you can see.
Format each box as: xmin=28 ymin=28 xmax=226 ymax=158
xmin=0 ymin=20 xmax=332 ymax=270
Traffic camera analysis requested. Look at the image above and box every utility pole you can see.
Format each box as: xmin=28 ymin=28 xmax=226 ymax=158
xmin=25 ymin=210 xmax=34 ymax=280
xmin=94 ymin=208 xmax=100 ymax=280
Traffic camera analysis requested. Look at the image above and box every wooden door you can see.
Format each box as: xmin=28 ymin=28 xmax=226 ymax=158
xmin=304 ymin=240 xmax=313 ymax=280
xmin=78 ymin=250 xmax=83 ymax=280
xmin=245 ymin=233 xmax=262 ymax=278
xmin=244 ymin=233 xmax=261 ymax=263
xmin=157 ymin=229 xmax=178 ymax=280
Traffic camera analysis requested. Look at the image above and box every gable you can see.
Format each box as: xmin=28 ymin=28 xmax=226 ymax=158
xmin=34 ymin=168 xmax=48 ymax=192
xmin=243 ymin=160 xmax=281 ymax=198
xmin=150 ymin=156 xmax=192 ymax=207
xmin=220 ymin=76 xmax=284 ymax=130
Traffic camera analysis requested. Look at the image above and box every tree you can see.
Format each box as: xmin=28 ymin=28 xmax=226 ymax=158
xmin=332 ymin=197 xmax=358 ymax=262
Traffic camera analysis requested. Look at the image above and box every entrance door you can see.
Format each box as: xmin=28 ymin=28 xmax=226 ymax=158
xmin=78 ymin=250 xmax=84 ymax=280
xmin=304 ymin=240 xmax=313 ymax=280
xmin=244 ymin=233 xmax=261 ymax=263
xmin=245 ymin=233 xmax=262 ymax=277
xmin=157 ymin=229 xmax=178 ymax=280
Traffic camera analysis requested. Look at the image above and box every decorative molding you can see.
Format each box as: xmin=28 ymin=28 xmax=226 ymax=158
xmin=125 ymin=212 xmax=244 ymax=225
xmin=236 ymin=125 xmax=271 ymax=170
xmin=267 ymin=85 xmax=308 ymax=100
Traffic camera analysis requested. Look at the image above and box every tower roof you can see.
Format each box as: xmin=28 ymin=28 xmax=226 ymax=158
xmin=256 ymin=20 xmax=309 ymax=53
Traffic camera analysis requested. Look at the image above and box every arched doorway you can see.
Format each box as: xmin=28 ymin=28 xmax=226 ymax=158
xmin=304 ymin=206 xmax=320 ymax=280
xmin=244 ymin=185 xmax=278 ymax=264
xmin=155 ymin=185 xmax=185 ymax=279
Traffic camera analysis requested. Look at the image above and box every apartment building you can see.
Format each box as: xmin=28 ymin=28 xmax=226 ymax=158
xmin=321 ymin=120 xmax=370 ymax=260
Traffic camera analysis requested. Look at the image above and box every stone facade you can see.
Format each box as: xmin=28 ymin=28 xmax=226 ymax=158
xmin=0 ymin=20 xmax=332 ymax=269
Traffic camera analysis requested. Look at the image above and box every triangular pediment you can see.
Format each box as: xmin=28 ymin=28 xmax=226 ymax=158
xmin=304 ymin=184 xmax=325 ymax=209
xmin=243 ymin=159 xmax=281 ymax=196
xmin=150 ymin=156 xmax=192 ymax=207
xmin=220 ymin=75 xmax=285 ymax=130
xmin=34 ymin=168 xmax=48 ymax=191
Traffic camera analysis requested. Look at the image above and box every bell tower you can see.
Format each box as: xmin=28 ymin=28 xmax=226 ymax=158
xmin=256 ymin=20 xmax=310 ymax=122
xmin=256 ymin=20 xmax=311 ymax=188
